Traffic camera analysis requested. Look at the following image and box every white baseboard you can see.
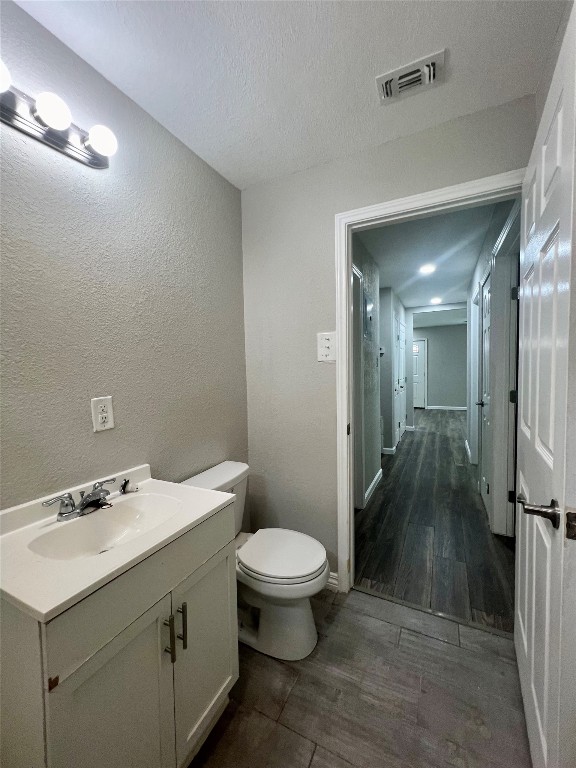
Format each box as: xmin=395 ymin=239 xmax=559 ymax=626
xmin=326 ymin=572 xmax=339 ymax=592
xmin=364 ymin=468 xmax=382 ymax=505
xmin=381 ymin=446 xmax=396 ymax=455
xmin=405 ymin=425 xmax=415 ymax=432
xmin=426 ymin=406 xmax=467 ymax=411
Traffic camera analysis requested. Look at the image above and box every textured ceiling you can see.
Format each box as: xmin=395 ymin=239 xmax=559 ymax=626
xmin=15 ymin=0 xmax=568 ymax=189
xmin=355 ymin=201 xmax=514 ymax=307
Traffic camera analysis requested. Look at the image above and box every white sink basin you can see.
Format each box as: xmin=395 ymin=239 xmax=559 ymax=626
xmin=28 ymin=493 xmax=182 ymax=561
xmin=1 ymin=468 xmax=235 ymax=622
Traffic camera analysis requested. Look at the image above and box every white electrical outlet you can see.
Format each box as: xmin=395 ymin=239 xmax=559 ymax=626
xmin=91 ymin=396 xmax=114 ymax=432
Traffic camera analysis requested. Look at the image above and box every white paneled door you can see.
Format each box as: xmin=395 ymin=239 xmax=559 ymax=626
xmin=399 ymin=321 xmax=406 ymax=436
xmin=480 ymin=272 xmax=492 ymax=516
xmin=516 ymin=8 xmax=576 ymax=768
xmin=413 ymin=339 xmax=427 ymax=408
xmin=393 ymin=314 xmax=400 ymax=445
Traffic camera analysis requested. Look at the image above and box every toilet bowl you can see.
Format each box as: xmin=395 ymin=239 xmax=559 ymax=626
xmin=181 ymin=462 xmax=329 ymax=660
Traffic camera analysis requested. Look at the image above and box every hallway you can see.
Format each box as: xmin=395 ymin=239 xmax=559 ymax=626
xmin=354 ymin=410 xmax=515 ymax=631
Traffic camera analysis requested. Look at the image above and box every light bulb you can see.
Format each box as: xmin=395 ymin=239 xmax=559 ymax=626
xmin=86 ymin=124 xmax=118 ymax=157
xmin=419 ymin=264 xmax=436 ymax=275
xmin=33 ymin=92 xmax=72 ymax=131
xmin=0 ymin=60 xmax=11 ymax=93
xmin=430 ymin=297 xmax=442 ymax=305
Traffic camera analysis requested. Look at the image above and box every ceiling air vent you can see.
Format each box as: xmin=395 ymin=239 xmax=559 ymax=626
xmin=376 ymin=50 xmax=445 ymax=105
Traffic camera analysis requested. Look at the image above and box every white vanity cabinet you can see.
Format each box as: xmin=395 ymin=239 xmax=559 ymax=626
xmin=1 ymin=503 xmax=238 ymax=768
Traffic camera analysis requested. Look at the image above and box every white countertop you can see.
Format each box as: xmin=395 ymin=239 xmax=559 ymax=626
xmin=0 ymin=465 xmax=234 ymax=622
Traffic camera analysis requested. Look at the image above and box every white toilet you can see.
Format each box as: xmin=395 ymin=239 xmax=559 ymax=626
xmin=182 ymin=461 xmax=329 ymax=661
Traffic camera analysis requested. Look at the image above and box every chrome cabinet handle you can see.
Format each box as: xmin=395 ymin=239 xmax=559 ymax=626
xmin=517 ymin=493 xmax=560 ymax=529
xmin=164 ymin=615 xmax=176 ymax=663
xmin=177 ymin=602 xmax=188 ymax=650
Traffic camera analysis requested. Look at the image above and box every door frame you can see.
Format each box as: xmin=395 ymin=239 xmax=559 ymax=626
xmin=412 ymin=337 xmax=428 ymax=409
xmin=335 ymin=168 xmax=525 ymax=591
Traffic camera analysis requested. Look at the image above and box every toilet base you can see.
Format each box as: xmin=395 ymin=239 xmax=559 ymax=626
xmin=237 ymin=583 xmax=319 ymax=661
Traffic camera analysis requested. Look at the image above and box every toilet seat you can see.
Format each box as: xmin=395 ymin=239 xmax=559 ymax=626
xmin=237 ymin=559 xmax=327 ymax=585
xmin=237 ymin=528 xmax=327 ymax=584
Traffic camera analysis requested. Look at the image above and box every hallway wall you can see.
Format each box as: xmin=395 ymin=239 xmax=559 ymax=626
xmin=414 ymin=325 xmax=467 ymax=409
xmin=352 ymin=239 xmax=381 ymax=505
xmin=242 ymin=96 xmax=536 ymax=570
xmin=466 ymin=201 xmax=516 ymax=464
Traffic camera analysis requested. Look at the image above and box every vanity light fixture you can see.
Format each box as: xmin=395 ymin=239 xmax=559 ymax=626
xmin=430 ymin=297 xmax=443 ymax=305
xmin=33 ymin=91 xmax=72 ymax=131
xmin=85 ymin=124 xmax=118 ymax=157
xmin=419 ymin=263 xmax=436 ymax=275
xmin=0 ymin=60 xmax=11 ymax=93
xmin=0 ymin=60 xmax=117 ymax=169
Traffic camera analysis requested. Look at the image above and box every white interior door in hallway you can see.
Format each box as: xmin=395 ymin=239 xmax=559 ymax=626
xmin=480 ymin=272 xmax=492 ymax=516
xmin=515 ymin=6 xmax=576 ymax=768
xmin=392 ymin=314 xmax=400 ymax=446
xmin=398 ymin=320 xmax=406 ymax=436
xmin=413 ymin=338 xmax=427 ymax=408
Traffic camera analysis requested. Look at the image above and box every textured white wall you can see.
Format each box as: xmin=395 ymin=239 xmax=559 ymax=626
xmin=0 ymin=4 xmax=247 ymax=508
xmin=242 ymin=97 xmax=536 ymax=569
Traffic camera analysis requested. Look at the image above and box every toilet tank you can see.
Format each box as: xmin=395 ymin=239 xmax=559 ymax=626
xmin=181 ymin=461 xmax=249 ymax=535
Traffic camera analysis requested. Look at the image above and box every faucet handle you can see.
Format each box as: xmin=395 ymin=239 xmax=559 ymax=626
xmin=42 ymin=492 xmax=76 ymax=520
xmin=92 ymin=478 xmax=116 ymax=491
xmin=42 ymin=492 xmax=75 ymax=508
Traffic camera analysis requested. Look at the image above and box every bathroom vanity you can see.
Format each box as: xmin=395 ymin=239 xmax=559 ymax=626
xmin=0 ymin=465 xmax=239 ymax=768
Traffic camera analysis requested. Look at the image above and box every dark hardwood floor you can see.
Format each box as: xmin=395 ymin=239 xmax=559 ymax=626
xmin=354 ymin=410 xmax=515 ymax=632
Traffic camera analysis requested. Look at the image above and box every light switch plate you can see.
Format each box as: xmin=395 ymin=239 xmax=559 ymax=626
xmin=91 ymin=396 xmax=115 ymax=432
xmin=317 ymin=331 xmax=336 ymax=362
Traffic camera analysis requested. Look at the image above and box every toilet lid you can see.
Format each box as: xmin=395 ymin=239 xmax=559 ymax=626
xmin=237 ymin=528 xmax=327 ymax=581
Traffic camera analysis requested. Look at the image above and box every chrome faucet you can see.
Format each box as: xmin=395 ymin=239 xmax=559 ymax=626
xmin=43 ymin=478 xmax=116 ymax=522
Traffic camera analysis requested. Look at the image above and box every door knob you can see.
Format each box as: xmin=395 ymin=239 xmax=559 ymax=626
xmin=517 ymin=493 xmax=560 ymax=529
xmin=476 ymin=400 xmax=485 ymax=407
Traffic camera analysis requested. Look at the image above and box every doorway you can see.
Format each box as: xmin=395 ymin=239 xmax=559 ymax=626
xmin=412 ymin=338 xmax=427 ymax=409
xmin=337 ymin=170 xmax=525 ymax=591
xmin=351 ymin=201 xmax=518 ymax=630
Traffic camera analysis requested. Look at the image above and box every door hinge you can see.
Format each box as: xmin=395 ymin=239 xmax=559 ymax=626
xmin=511 ymin=286 xmax=519 ymax=301
xmin=48 ymin=676 xmax=59 ymax=692
xmin=509 ymin=390 xmax=517 ymax=404
xmin=508 ymin=490 xmax=516 ymax=504
xmin=567 ymin=511 xmax=576 ymax=540
xmin=347 ymin=423 xmax=350 ymax=436
xmin=486 ymin=483 xmax=490 ymax=495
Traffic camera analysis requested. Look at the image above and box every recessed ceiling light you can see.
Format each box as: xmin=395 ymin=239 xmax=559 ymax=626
xmin=430 ymin=297 xmax=442 ymax=305
xmin=419 ymin=264 xmax=436 ymax=275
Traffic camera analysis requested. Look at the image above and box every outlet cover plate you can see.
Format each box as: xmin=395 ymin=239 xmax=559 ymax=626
xmin=91 ymin=396 xmax=114 ymax=432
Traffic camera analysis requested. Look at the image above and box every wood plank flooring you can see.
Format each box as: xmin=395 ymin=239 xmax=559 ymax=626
xmin=190 ymin=590 xmax=530 ymax=768
xmin=354 ymin=410 xmax=515 ymax=632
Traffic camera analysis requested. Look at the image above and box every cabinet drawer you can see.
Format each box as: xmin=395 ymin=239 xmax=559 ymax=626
xmin=43 ymin=504 xmax=234 ymax=688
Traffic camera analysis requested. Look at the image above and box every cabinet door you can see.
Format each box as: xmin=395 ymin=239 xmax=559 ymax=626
xmin=46 ymin=594 xmax=175 ymax=768
xmin=172 ymin=542 xmax=238 ymax=767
